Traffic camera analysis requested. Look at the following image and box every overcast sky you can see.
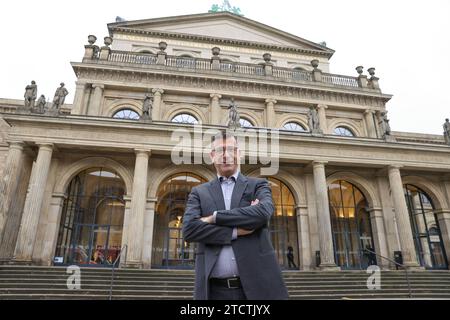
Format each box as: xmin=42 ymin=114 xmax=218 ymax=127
xmin=1 ymin=0 xmax=449 ymax=134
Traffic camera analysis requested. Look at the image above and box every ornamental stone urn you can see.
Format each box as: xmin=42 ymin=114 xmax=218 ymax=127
xmin=88 ymin=35 xmax=97 ymax=45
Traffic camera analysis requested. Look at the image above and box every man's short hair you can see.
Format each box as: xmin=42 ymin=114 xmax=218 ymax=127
xmin=211 ymin=132 xmax=239 ymax=151
xmin=211 ymin=131 xmax=238 ymax=144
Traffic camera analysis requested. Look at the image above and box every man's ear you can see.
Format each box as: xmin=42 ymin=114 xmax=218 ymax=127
xmin=209 ymin=151 xmax=215 ymax=163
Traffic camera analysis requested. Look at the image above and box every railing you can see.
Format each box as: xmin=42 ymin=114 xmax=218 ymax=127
xmin=273 ymin=67 xmax=312 ymax=81
xmin=103 ymin=51 xmax=364 ymax=90
xmin=109 ymin=51 xmax=157 ymax=65
xmin=108 ymin=244 xmax=128 ymax=300
xmin=322 ymin=73 xmax=359 ymax=87
xmin=364 ymin=248 xmax=412 ymax=298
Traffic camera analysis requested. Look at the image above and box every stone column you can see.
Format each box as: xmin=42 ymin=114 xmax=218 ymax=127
xmin=142 ymin=198 xmax=157 ymax=269
xmin=265 ymin=98 xmax=277 ymax=128
xmin=71 ymin=81 xmax=88 ymax=115
xmin=151 ymin=88 xmax=164 ymax=121
xmin=317 ymin=104 xmax=328 ymax=134
xmin=296 ymin=205 xmax=312 ymax=270
xmin=312 ymin=161 xmax=339 ymax=269
xmin=210 ymin=93 xmax=222 ymax=125
xmin=0 ymin=141 xmax=25 ymax=239
xmin=41 ymin=193 xmax=66 ymax=265
xmin=87 ymin=84 xmax=104 ymax=116
xmin=364 ymin=110 xmax=377 ymax=138
xmin=13 ymin=143 xmax=53 ymax=263
xmin=124 ymin=149 xmax=150 ymax=268
xmin=367 ymin=207 xmax=390 ymax=268
xmin=387 ymin=165 xmax=421 ymax=268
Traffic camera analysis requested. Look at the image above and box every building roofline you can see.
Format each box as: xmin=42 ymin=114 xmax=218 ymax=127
xmin=107 ymin=12 xmax=335 ymax=58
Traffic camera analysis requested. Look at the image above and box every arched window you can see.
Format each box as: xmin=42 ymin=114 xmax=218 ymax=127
xmin=153 ymin=173 xmax=207 ymax=268
xmin=171 ymin=113 xmax=198 ymax=124
xmin=328 ymin=180 xmax=375 ymax=269
xmin=282 ymin=122 xmax=307 ymax=132
xmin=404 ymin=184 xmax=448 ymax=269
xmin=267 ymin=178 xmax=299 ymax=269
xmin=334 ymin=126 xmax=355 ymax=137
xmin=54 ymin=168 xmax=125 ymax=266
xmin=113 ymin=109 xmax=140 ymax=120
xmin=239 ymin=118 xmax=254 ymax=128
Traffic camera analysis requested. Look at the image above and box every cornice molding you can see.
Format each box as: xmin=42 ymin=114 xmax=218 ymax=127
xmin=111 ymin=27 xmax=334 ymax=58
xmin=71 ymin=62 xmax=391 ymax=108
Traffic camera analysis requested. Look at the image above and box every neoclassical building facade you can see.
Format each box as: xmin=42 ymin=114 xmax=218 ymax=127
xmin=0 ymin=12 xmax=450 ymax=271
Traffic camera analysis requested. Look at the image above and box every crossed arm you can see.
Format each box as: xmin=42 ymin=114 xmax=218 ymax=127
xmin=182 ymin=180 xmax=274 ymax=245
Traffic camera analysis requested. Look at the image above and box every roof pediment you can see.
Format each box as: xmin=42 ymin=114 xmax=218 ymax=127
xmin=108 ymin=12 xmax=333 ymax=55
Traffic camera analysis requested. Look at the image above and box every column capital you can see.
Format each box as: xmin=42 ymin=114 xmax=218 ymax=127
xmin=265 ymin=98 xmax=277 ymax=105
xmin=210 ymin=93 xmax=222 ymax=100
xmin=387 ymin=164 xmax=403 ymax=171
xmin=92 ymin=83 xmax=105 ymax=90
xmin=364 ymin=109 xmax=375 ymax=115
xmin=134 ymin=149 xmax=151 ymax=157
xmin=152 ymin=88 xmax=164 ymax=95
xmin=317 ymin=104 xmax=328 ymax=110
xmin=36 ymin=143 xmax=54 ymax=151
xmin=7 ymin=140 xmax=25 ymax=150
xmin=312 ymin=160 xmax=328 ymax=168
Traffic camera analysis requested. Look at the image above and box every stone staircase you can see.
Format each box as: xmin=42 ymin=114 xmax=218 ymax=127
xmin=1 ymin=265 xmax=450 ymax=299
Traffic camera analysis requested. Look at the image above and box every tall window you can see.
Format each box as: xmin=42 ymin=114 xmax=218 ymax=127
xmin=153 ymin=173 xmax=207 ymax=268
xmin=268 ymin=178 xmax=299 ymax=269
xmin=113 ymin=109 xmax=140 ymax=120
xmin=171 ymin=113 xmax=198 ymax=124
xmin=328 ymin=180 xmax=374 ymax=269
xmin=334 ymin=126 xmax=355 ymax=137
xmin=55 ymin=168 xmax=125 ymax=266
xmin=404 ymin=184 xmax=448 ymax=269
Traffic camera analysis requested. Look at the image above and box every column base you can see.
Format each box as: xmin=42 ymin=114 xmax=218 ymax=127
xmin=121 ymin=261 xmax=143 ymax=269
xmin=319 ymin=263 xmax=341 ymax=271
xmin=11 ymin=258 xmax=34 ymax=265
xmin=403 ymin=262 xmax=425 ymax=271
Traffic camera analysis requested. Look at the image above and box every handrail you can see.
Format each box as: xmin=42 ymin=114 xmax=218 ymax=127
xmin=363 ymin=248 xmax=412 ymax=298
xmin=108 ymin=244 xmax=128 ymax=300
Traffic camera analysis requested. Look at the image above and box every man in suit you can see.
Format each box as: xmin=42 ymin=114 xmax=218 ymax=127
xmin=182 ymin=132 xmax=288 ymax=300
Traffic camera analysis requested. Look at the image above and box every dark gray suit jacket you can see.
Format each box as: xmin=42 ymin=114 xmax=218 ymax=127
xmin=182 ymin=173 xmax=289 ymax=300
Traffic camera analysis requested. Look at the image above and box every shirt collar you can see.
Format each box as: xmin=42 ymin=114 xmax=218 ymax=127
xmin=217 ymin=170 xmax=239 ymax=183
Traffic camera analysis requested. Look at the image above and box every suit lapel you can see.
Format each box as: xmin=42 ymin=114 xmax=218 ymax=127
xmin=230 ymin=173 xmax=248 ymax=210
xmin=208 ymin=178 xmax=226 ymax=211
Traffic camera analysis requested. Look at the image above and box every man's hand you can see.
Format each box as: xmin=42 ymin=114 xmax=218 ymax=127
xmin=251 ymin=199 xmax=259 ymax=206
xmin=200 ymin=215 xmax=214 ymax=224
xmin=237 ymin=228 xmax=254 ymax=236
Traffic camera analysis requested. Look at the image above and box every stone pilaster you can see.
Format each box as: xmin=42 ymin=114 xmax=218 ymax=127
xmin=434 ymin=209 xmax=450 ymax=267
xmin=151 ymin=88 xmax=164 ymax=120
xmin=317 ymin=104 xmax=328 ymax=134
xmin=312 ymin=161 xmax=339 ymax=270
xmin=124 ymin=149 xmax=150 ymax=268
xmin=71 ymin=81 xmax=88 ymax=115
xmin=40 ymin=193 xmax=66 ymax=265
xmin=364 ymin=110 xmax=377 ymax=138
xmin=88 ymin=84 xmax=104 ymax=116
xmin=13 ymin=143 xmax=53 ymax=264
xmin=387 ymin=165 xmax=421 ymax=268
xmin=296 ymin=205 xmax=312 ymax=270
xmin=0 ymin=141 xmax=24 ymax=239
xmin=210 ymin=93 xmax=222 ymax=125
xmin=367 ymin=207 xmax=390 ymax=268
xmin=142 ymin=198 xmax=157 ymax=269
xmin=265 ymin=98 xmax=277 ymax=128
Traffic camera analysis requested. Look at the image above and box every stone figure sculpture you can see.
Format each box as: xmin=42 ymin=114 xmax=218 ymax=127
xmin=24 ymin=80 xmax=37 ymax=109
xmin=443 ymin=118 xmax=450 ymax=145
xmin=227 ymin=98 xmax=240 ymax=130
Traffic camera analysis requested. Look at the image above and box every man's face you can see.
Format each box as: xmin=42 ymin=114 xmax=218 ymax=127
xmin=210 ymin=136 xmax=239 ymax=177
